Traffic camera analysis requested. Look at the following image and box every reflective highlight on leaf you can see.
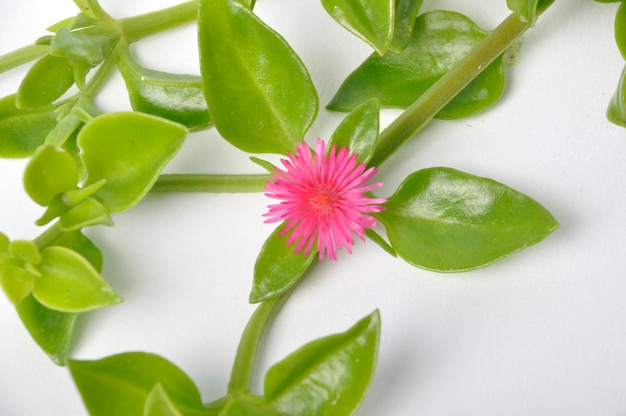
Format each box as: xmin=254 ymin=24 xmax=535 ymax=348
xmin=377 ymin=167 xmax=559 ymax=271
xmin=389 ymin=0 xmax=423 ymax=52
xmin=69 ymin=352 xmax=205 ymax=416
xmin=321 ymin=0 xmax=395 ymax=54
xmin=199 ymin=0 xmax=318 ymax=154
xmin=327 ymin=11 xmax=505 ymax=120
xmin=118 ymin=46 xmax=212 ymax=130
xmin=264 ymin=310 xmax=380 ymax=416
xmin=328 ymin=99 xmax=380 ymax=164
xmin=251 ymin=225 xmax=316 ymax=303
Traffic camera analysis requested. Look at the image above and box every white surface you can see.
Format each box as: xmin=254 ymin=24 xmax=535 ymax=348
xmin=1 ymin=0 xmax=626 ymax=415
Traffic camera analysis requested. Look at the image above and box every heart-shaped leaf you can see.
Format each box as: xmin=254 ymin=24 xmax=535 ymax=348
xmin=377 ymin=167 xmax=559 ymax=271
xmin=78 ymin=112 xmax=187 ymax=212
xmin=33 ymin=246 xmax=121 ymax=312
xmin=199 ymin=0 xmax=318 ymax=154
xmin=264 ymin=310 xmax=380 ymax=415
xmin=24 ymin=145 xmax=79 ymax=206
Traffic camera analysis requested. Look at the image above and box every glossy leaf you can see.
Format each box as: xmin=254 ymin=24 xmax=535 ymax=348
xmin=144 ymin=384 xmax=184 ymax=416
xmin=8 ymin=239 xmax=41 ymax=265
xmin=616 ymin=0 xmax=626 ymax=60
xmin=219 ymin=396 xmax=272 ymax=416
xmin=199 ymin=0 xmax=318 ymax=154
xmin=118 ymin=47 xmax=212 ymax=130
xmin=389 ymin=0 xmax=423 ymax=52
xmin=320 ymin=0 xmax=394 ymax=54
xmin=377 ymin=167 xmax=559 ymax=271
xmin=16 ymin=54 xmax=75 ymax=108
xmin=13 ymin=230 xmax=100 ymax=365
xmin=78 ymin=112 xmax=187 ymax=212
xmin=264 ymin=310 xmax=380 ymax=416
xmin=15 ymin=294 xmax=77 ymax=365
xmin=24 ymin=146 xmax=79 ymax=206
xmin=328 ymin=99 xmax=379 ymax=164
xmin=50 ymin=28 xmax=117 ymax=65
xmin=0 ymin=94 xmax=57 ymax=158
xmin=250 ymin=225 xmax=316 ymax=303
xmin=327 ymin=11 xmax=505 ymax=120
xmin=0 ymin=264 xmax=36 ymax=305
xmin=59 ymin=197 xmax=113 ymax=231
xmin=33 ymin=246 xmax=121 ymax=312
xmin=506 ymin=0 xmax=539 ymax=25
xmin=607 ymin=64 xmax=626 ymax=127
xmin=69 ymin=352 xmax=206 ymax=416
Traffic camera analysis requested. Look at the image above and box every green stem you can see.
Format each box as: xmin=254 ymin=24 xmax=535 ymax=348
xmin=81 ymin=43 xmax=122 ymax=99
xmin=150 ymin=174 xmax=270 ymax=193
xmin=369 ymin=11 xmax=535 ymax=167
xmin=33 ymin=223 xmax=64 ymax=250
xmin=118 ymin=0 xmax=199 ymax=43
xmin=0 ymin=44 xmax=49 ymax=74
xmin=228 ymin=290 xmax=292 ymax=394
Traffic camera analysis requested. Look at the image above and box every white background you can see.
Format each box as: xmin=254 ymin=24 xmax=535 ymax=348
xmin=1 ymin=0 xmax=626 ymax=415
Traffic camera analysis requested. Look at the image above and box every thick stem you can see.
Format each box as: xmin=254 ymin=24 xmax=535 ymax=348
xmin=0 ymin=44 xmax=49 ymax=74
xmin=118 ymin=0 xmax=199 ymax=43
xmin=33 ymin=223 xmax=64 ymax=250
xmin=368 ymin=11 xmax=534 ymax=167
xmin=150 ymin=174 xmax=270 ymax=193
xmin=227 ymin=290 xmax=292 ymax=394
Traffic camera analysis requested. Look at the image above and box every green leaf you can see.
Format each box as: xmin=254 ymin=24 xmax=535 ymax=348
xmin=0 ymin=94 xmax=57 ymax=158
xmin=506 ymin=0 xmax=539 ymax=25
xmin=15 ymin=294 xmax=77 ymax=365
xmin=48 ymin=229 xmax=104 ymax=272
xmin=328 ymin=98 xmax=379 ymax=164
xmin=389 ymin=0 xmax=423 ymax=52
xmin=16 ymin=54 xmax=75 ymax=108
xmin=250 ymin=225 xmax=316 ymax=303
xmin=49 ymin=27 xmax=117 ymax=65
xmin=198 ymin=0 xmax=318 ymax=154
xmin=0 ymin=264 xmax=36 ymax=305
xmin=264 ymin=310 xmax=380 ymax=416
xmin=219 ymin=396 xmax=273 ymax=416
xmin=320 ymin=0 xmax=395 ymax=55
xmin=327 ymin=11 xmax=505 ymax=120
xmin=144 ymin=384 xmax=184 ymax=416
xmin=69 ymin=352 xmax=206 ymax=416
xmin=33 ymin=246 xmax=121 ymax=312
xmin=78 ymin=112 xmax=187 ymax=212
xmin=118 ymin=46 xmax=212 ymax=130
xmin=616 ymin=0 xmax=626 ymax=60
xmin=59 ymin=197 xmax=113 ymax=231
xmin=0 ymin=232 xmax=8 ymax=253
xmin=607 ymin=64 xmax=626 ymax=127
xmin=8 ymin=239 xmax=42 ymax=265
xmin=24 ymin=145 xmax=79 ymax=206
xmin=377 ymin=167 xmax=559 ymax=271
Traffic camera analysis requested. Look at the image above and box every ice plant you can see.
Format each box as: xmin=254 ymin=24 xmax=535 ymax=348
xmin=264 ymin=138 xmax=387 ymax=260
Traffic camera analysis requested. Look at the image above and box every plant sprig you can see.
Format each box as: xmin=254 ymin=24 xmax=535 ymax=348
xmin=1 ymin=0 xmax=623 ymax=414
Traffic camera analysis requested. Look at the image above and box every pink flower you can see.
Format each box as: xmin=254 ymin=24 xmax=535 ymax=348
xmin=263 ymin=138 xmax=387 ymax=261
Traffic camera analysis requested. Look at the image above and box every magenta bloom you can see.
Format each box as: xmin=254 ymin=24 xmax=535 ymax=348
xmin=263 ymin=138 xmax=387 ymax=261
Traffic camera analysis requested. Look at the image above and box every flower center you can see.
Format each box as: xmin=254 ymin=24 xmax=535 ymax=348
xmin=309 ymin=185 xmax=338 ymax=216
